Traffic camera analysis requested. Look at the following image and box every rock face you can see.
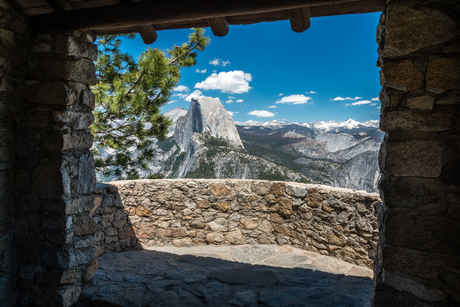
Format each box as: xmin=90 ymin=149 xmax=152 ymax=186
xmin=95 ymin=179 xmax=380 ymax=268
xmin=175 ymin=97 xmax=244 ymax=151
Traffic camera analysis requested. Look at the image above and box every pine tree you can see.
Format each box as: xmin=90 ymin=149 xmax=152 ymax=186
xmin=91 ymin=29 xmax=210 ymax=180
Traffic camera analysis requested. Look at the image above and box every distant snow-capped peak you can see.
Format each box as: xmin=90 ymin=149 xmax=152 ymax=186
xmin=235 ymin=118 xmax=379 ymax=131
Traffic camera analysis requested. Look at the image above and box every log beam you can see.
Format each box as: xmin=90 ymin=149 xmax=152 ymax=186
xmin=135 ymin=25 xmax=158 ymax=44
xmin=207 ymin=17 xmax=229 ymax=37
xmin=29 ymin=0 xmax=364 ymax=31
xmin=289 ymin=7 xmax=311 ymax=32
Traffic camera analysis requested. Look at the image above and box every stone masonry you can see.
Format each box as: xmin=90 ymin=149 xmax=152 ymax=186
xmin=0 ymin=1 xmax=28 ymax=305
xmin=1 ymin=1 xmax=100 ymax=305
xmin=374 ymin=0 xmax=460 ymax=305
xmin=93 ymin=179 xmax=380 ymax=269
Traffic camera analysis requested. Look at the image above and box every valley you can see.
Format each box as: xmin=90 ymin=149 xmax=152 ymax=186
xmin=97 ymin=97 xmax=384 ymax=193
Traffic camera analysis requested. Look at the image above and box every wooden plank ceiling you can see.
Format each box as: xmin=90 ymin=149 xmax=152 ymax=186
xmin=8 ymin=0 xmax=385 ymax=44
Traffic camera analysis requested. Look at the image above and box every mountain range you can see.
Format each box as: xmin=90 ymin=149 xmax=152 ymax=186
xmin=101 ymin=97 xmax=384 ymax=192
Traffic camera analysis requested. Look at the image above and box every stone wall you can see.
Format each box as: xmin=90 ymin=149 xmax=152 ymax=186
xmin=374 ymin=0 xmax=460 ymax=305
xmin=94 ymin=179 xmax=380 ymax=268
xmin=0 ymin=0 xmax=28 ymax=305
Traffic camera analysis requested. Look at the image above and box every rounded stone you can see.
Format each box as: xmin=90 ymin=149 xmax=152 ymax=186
xmin=426 ymin=57 xmax=460 ymax=94
xmin=380 ymin=60 xmax=424 ymax=92
xmin=383 ymin=3 xmax=460 ymax=58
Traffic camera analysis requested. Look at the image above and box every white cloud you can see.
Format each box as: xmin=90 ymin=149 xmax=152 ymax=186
xmin=173 ymin=93 xmax=188 ymax=99
xmin=212 ymin=70 xmax=217 ymax=73
xmin=227 ymin=111 xmax=238 ymax=117
xmin=345 ymin=100 xmax=372 ymax=106
xmin=195 ymin=70 xmax=253 ymax=94
xmin=306 ymin=91 xmax=317 ymax=94
xmin=268 ymin=105 xmax=278 ymax=108
xmin=371 ymin=97 xmax=380 ymax=101
xmin=185 ymin=89 xmax=203 ymax=102
xmin=247 ymin=110 xmax=275 ymax=117
xmin=276 ymin=94 xmax=312 ymax=105
xmin=167 ymin=100 xmax=177 ymax=104
xmin=173 ymin=85 xmax=189 ymax=92
xmin=209 ymin=59 xmax=220 ymax=66
xmin=209 ymin=58 xmax=231 ymax=67
xmin=226 ymin=98 xmax=243 ymax=104
xmin=195 ymin=69 xmax=207 ymax=73
xmin=279 ymin=93 xmax=283 ymax=96
xmin=331 ymin=96 xmax=363 ymax=101
xmin=229 ymin=96 xmax=236 ymax=99
xmin=332 ymin=97 xmax=352 ymax=101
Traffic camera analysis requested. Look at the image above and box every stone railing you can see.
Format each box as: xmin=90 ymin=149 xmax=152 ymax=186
xmin=92 ymin=179 xmax=380 ymax=268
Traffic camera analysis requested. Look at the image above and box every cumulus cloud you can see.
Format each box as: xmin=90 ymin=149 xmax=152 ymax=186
xmin=371 ymin=97 xmax=380 ymax=101
xmin=225 ymin=98 xmax=244 ymax=104
xmin=227 ymin=111 xmax=238 ymax=117
xmin=331 ymin=96 xmax=362 ymax=101
xmin=276 ymin=94 xmax=312 ymax=105
xmin=279 ymin=93 xmax=283 ymax=96
xmin=209 ymin=58 xmax=231 ymax=67
xmin=195 ymin=69 xmax=207 ymax=73
xmin=173 ymin=85 xmax=189 ymax=92
xmin=167 ymin=100 xmax=177 ymax=104
xmin=195 ymin=70 xmax=253 ymax=94
xmin=268 ymin=105 xmax=278 ymax=108
xmin=185 ymin=90 xmax=203 ymax=102
xmin=209 ymin=59 xmax=220 ymax=66
xmin=345 ymin=100 xmax=372 ymax=106
xmin=247 ymin=110 xmax=275 ymax=117
xmin=306 ymin=91 xmax=317 ymax=94
xmin=173 ymin=93 xmax=188 ymax=99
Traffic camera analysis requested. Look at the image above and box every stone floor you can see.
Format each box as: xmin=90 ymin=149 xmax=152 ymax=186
xmin=79 ymin=245 xmax=374 ymax=307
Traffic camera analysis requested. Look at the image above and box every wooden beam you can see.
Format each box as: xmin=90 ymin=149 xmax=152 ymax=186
xmin=28 ymin=0 xmax=364 ymax=31
xmin=90 ymin=0 xmax=385 ymax=35
xmin=289 ymin=7 xmax=311 ymax=32
xmin=135 ymin=25 xmax=157 ymax=44
xmin=45 ymin=0 xmax=73 ymax=11
xmin=207 ymin=17 xmax=229 ymax=37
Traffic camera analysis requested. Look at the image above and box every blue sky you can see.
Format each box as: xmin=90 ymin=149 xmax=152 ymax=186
xmin=121 ymin=12 xmax=382 ymax=123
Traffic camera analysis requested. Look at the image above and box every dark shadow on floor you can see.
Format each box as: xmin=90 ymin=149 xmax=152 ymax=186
xmin=77 ymin=248 xmax=373 ymax=307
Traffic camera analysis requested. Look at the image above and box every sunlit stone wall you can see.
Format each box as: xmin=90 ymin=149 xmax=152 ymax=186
xmin=94 ymin=179 xmax=380 ymax=268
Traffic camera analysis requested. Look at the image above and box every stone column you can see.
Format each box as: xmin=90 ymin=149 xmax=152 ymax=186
xmin=13 ymin=30 xmax=99 ymax=306
xmin=0 ymin=0 xmax=29 ymax=305
xmin=374 ymin=0 xmax=460 ymax=306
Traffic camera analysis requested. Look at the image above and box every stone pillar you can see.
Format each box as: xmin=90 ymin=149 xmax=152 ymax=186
xmin=12 ymin=29 xmax=99 ymax=306
xmin=0 ymin=0 xmax=29 ymax=305
xmin=374 ymin=0 xmax=460 ymax=306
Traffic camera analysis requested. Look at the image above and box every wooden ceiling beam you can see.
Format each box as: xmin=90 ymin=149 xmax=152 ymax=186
xmin=207 ymin=17 xmax=229 ymax=37
xmin=28 ymin=0 xmax=365 ymax=31
xmin=45 ymin=0 xmax=73 ymax=11
xmin=289 ymin=7 xmax=311 ymax=32
xmin=136 ymin=25 xmax=157 ymax=44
